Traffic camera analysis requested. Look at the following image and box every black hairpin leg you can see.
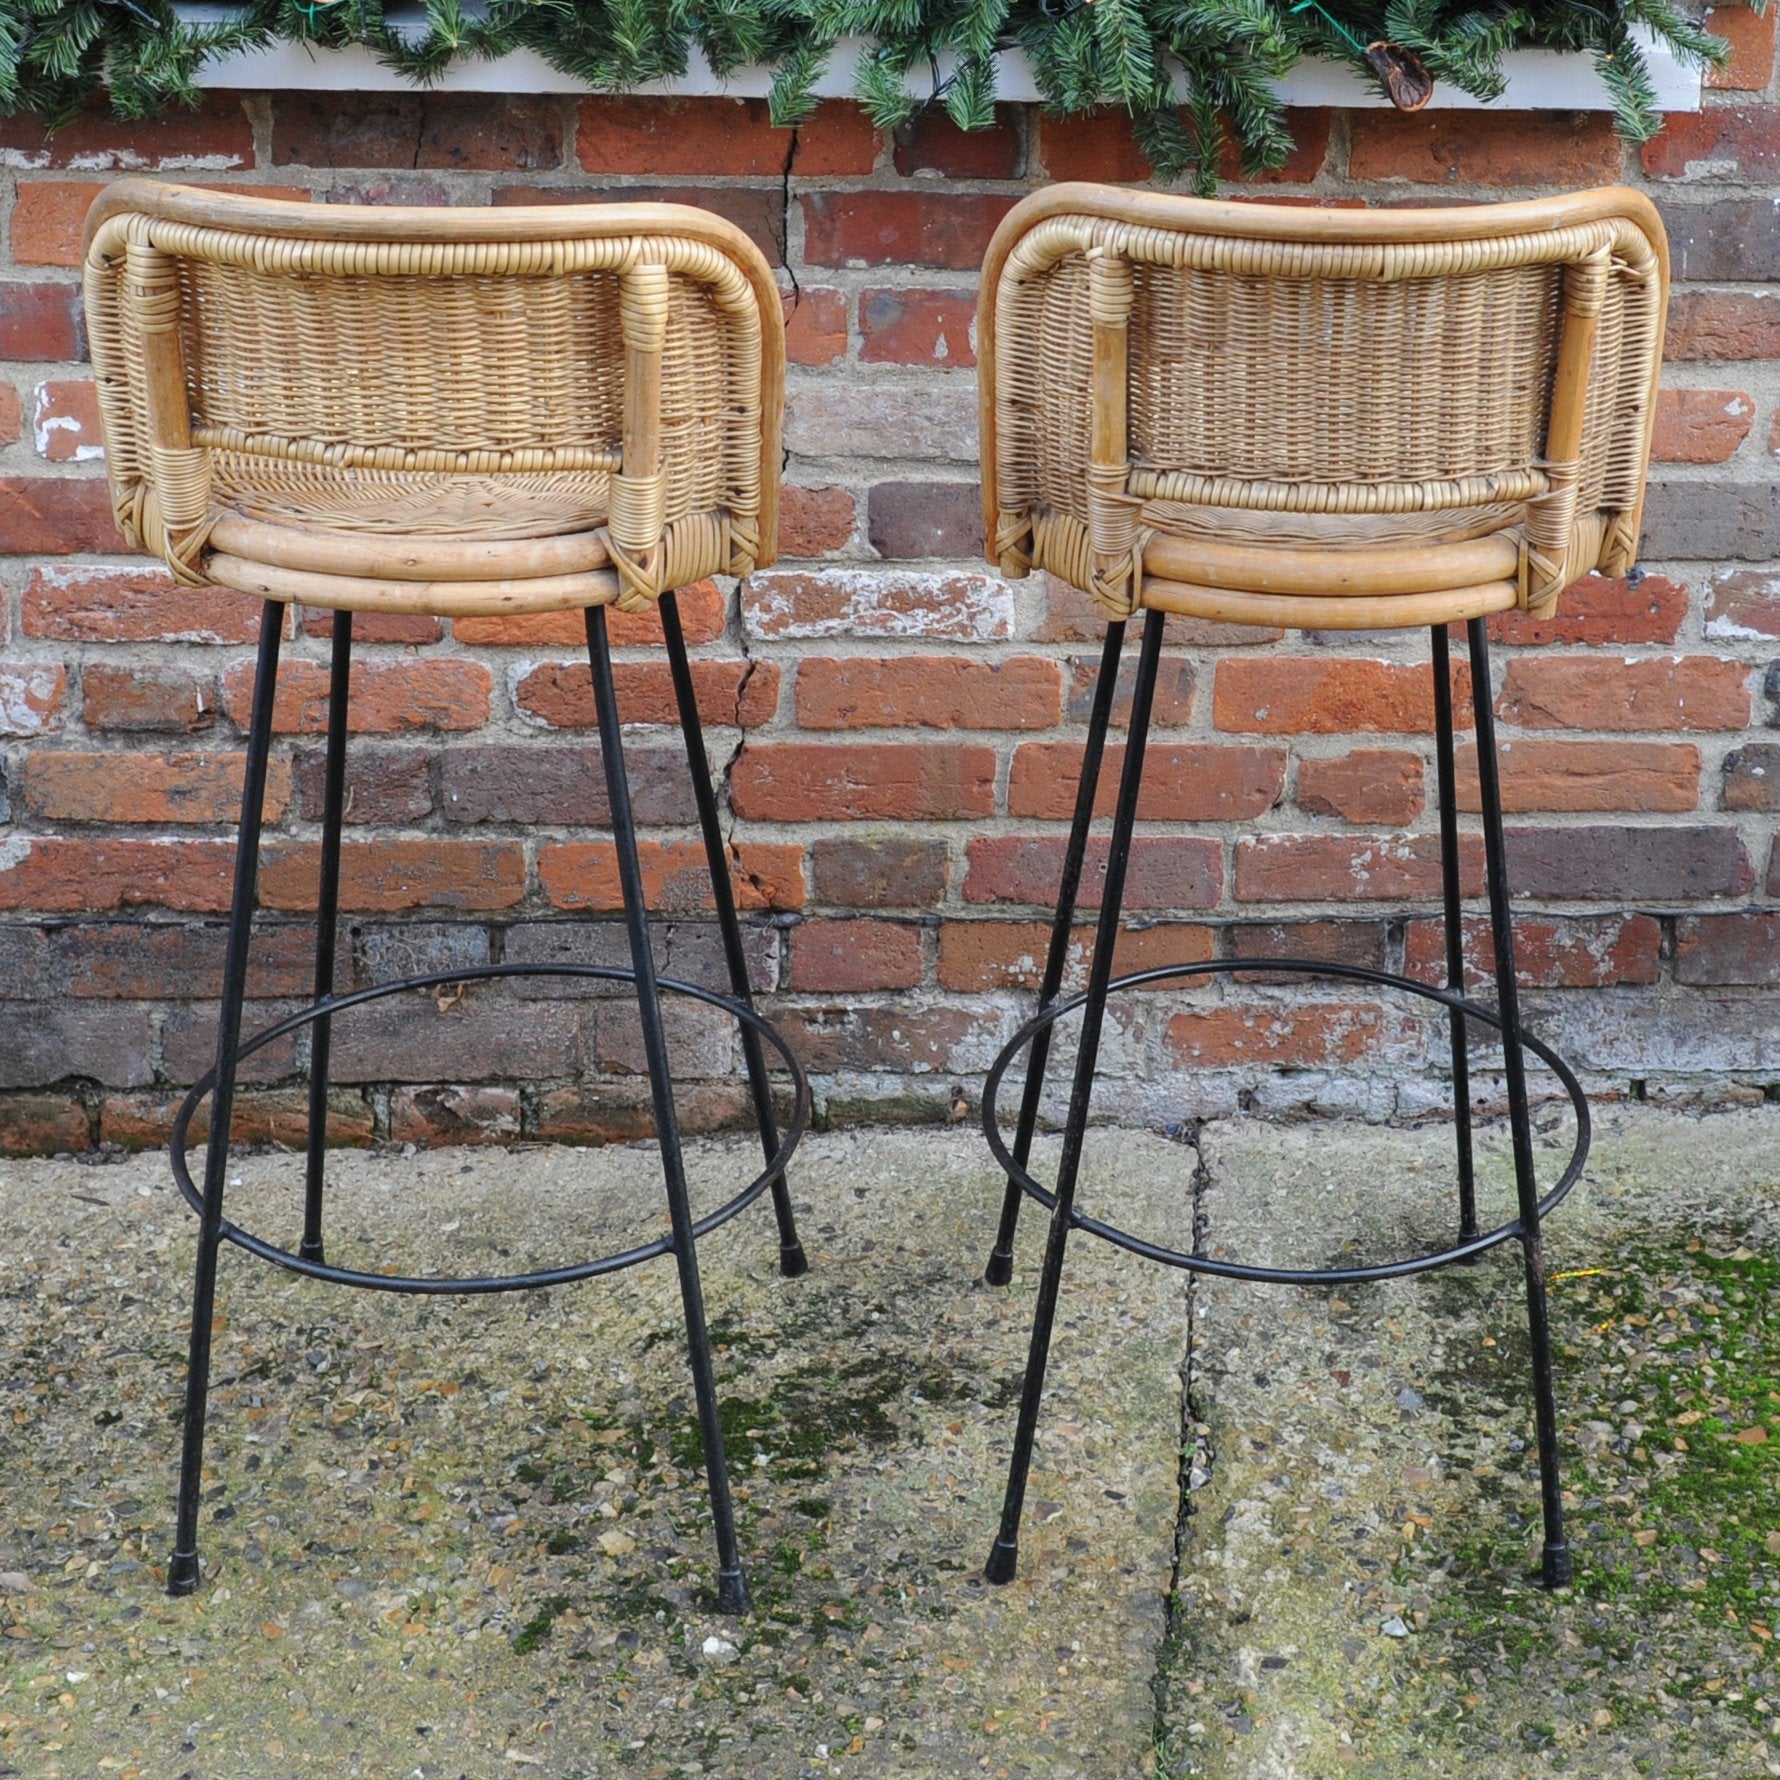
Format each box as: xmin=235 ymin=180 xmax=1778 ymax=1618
xmin=169 ymin=599 xmax=283 ymax=1597
xmin=984 ymin=618 xmax=1128 ymax=1287
xmin=1467 ymin=615 xmax=1571 ymax=1590
xmin=300 ymin=612 xmax=352 ymax=1265
xmin=1431 ymin=624 xmax=1479 ymax=1247
xmin=658 ymin=588 xmax=807 ymax=1280
xmin=586 ymin=604 xmax=750 ymax=1614
xmin=986 ymin=611 xmax=1163 ymax=1585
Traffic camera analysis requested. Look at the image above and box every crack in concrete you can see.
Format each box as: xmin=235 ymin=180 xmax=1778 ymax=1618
xmin=720 ymin=612 xmax=781 ymax=912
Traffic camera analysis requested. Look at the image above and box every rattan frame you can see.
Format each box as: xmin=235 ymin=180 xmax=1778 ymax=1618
xmin=979 ymin=184 xmax=1669 ymax=631
xmin=82 ymin=181 xmax=784 ymax=617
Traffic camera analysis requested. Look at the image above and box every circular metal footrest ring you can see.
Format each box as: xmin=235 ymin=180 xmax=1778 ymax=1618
xmin=982 ymin=956 xmax=1590 ymax=1287
xmin=171 ymin=962 xmax=808 ymax=1296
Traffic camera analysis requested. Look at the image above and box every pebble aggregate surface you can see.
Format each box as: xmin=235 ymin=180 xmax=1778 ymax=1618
xmin=0 ymin=1108 xmax=1774 ymax=1778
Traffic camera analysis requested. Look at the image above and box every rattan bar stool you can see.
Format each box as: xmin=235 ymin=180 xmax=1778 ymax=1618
xmin=974 ymin=184 xmax=1668 ymax=1590
xmin=83 ymin=180 xmax=810 ymax=1613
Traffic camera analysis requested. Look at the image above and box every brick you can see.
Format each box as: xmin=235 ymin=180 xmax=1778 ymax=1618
xmin=274 ymin=92 xmax=562 ymax=169
xmin=10 ymin=181 xmax=102 ymax=267
xmin=785 ymin=285 xmax=848 ymax=366
xmin=0 ymin=1093 xmax=90 ymax=1156
xmin=788 ymin=918 xmax=924 ymax=992
xmin=1039 ymin=108 xmax=1331 ymax=184
xmin=1454 ymin=739 xmax=1700 ymax=813
xmin=452 ymin=580 xmax=724 ymax=647
xmin=730 ymin=741 xmax=995 ymax=821
xmin=859 ymin=288 xmax=977 ymax=367
xmin=495 ymin=183 xmax=785 ymax=263
xmin=797 ymin=656 xmax=1060 ymax=731
xmin=780 ymin=485 xmax=856 ymax=557
xmin=1164 ymin=1003 xmax=1422 ymax=1070
xmin=0 ymin=1001 xmax=152 ymax=1089
xmin=81 ymin=664 xmax=216 ymax=733
xmin=259 ymin=840 xmax=528 ymax=913
xmin=538 ymin=839 xmax=804 ymax=912
xmin=1009 ymin=741 xmax=1285 ymax=820
xmin=1214 ymin=657 xmax=1470 ymax=734
xmin=578 ymin=96 xmax=792 ymax=175
xmin=30 ymin=378 xmax=102 ymax=462
xmin=964 ymin=834 xmax=1222 ymax=909
xmin=295 ymin=745 xmax=434 ymax=825
xmin=356 ymin=920 xmax=491 ymax=987
xmin=0 ymin=281 xmax=83 ymax=359
xmin=512 ymin=659 xmax=778 ymax=730
xmin=1540 ymin=989 xmax=1780 ymax=1075
xmin=1404 ymin=912 xmax=1662 ymax=990
xmin=220 ymin=657 xmax=492 ymax=734
xmin=302 ymin=607 xmax=441 ymax=645
xmin=1066 ymin=651 xmax=1196 ymax=728
xmin=532 ymin=1080 xmax=751 ymax=1143
xmin=0 ymin=918 xmax=313 ymax=1000
xmin=1673 ymin=912 xmax=1780 ymax=985
xmin=1660 ymin=199 xmax=1780 ymax=283
xmin=1497 ymin=656 xmax=1750 ymax=732
xmin=1036 ymin=575 xmax=1280 ymax=647
xmin=1642 ymin=105 xmax=1780 ymax=180
xmin=1234 ymin=834 xmax=1483 ymax=903
xmin=1489 ymin=574 xmax=1688 ymax=648
xmin=1722 ymin=742 xmax=1780 ymax=811
xmin=0 ymin=95 xmax=252 ymax=169
xmin=100 ymin=1088 xmax=371 ymax=1152
xmin=892 ymin=110 xmax=1020 ymax=178
xmin=390 ymin=1084 xmax=523 ymax=1145
xmin=1705 ymin=2 xmax=1777 ymax=88
xmin=323 ymin=178 xmax=452 ymax=208
xmin=1651 ymin=387 xmax=1754 ymax=463
xmin=787 ymin=380 xmax=977 ymax=460
xmin=22 ymin=565 xmax=265 ymax=643
xmin=791 ymin=104 xmax=882 ymax=176
xmin=1772 ymin=840 xmax=1780 ymax=898
xmin=325 ymin=993 xmax=581 ymax=1083
xmin=742 ymin=568 xmax=1013 ymax=642
xmin=1296 ymin=750 xmax=1424 ymax=825
xmin=1226 ymin=919 xmax=1388 ymax=972
xmin=0 ymin=838 xmax=241 ymax=912
xmin=20 ymin=750 xmax=292 ymax=825
xmin=1347 ymin=110 xmax=1624 ymax=185
xmin=774 ymin=1003 xmax=1011 ymax=1076
xmin=1708 ymin=569 xmax=1780 ymax=640
xmin=162 ymin=1000 xmax=301 ymax=1084
xmin=801 ymin=190 xmax=1017 ymax=269
xmin=440 ymin=743 xmax=694 ymax=828
xmin=0 ymin=383 xmax=19 ymax=446
xmin=499 ymin=917 xmax=776 ymax=1000
xmin=866 ymin=480 xmax=984 ymax=558
xmin=1505 ymin=824 xmax=1753 ymax=901
xmin=810 ymin=835 xmax=949 ymax=908
xmin=0 ymin=663 xmax=65 ymax=736
xmin=1665 ymin=288 xmax=1780 ymax=361
xmin=0 ymin=478 xmax=126 ymax=554
xmin=937 ymin=918 xmax=1214 ymax=992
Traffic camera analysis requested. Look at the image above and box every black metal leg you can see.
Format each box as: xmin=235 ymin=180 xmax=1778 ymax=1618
xmin=585 ymin=605 xmax=750 ymax=1614
xmin=1467 ymin=616 xmax=1571 ymax=1590
xmin=986 ymin=612 xmax=1164 ymax=1585
xmin=985 ymin=619 xmax=1128 ymax=1287
xmin=1431 ymin=625 xmax=1479 ymax=1245
xmin=169 ymin=599 xmax=283 ymax=1597
xmin=658 ymin=588 xmax=808 ymax=1280
xmin=300 ymin=612 xmax=352 ymax=1265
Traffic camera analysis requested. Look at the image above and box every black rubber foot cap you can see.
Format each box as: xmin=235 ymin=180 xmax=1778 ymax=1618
xmin=779 ymin=1243 xmax=810 ymax=1280
xmin=1542 ymin=1542 xmax=1574 ymax=1589
xmin=983 ymin=1252 xmax=1014 ymax=1288
xmin=984 ymin=1537 xmax=1019 ymax=1585
xmin=167 ymin=1551 xmax=201 ymax=1597
xmin=298 ymin=1238 xmax=326 ymax=1264
xmin=717 ymin=1567 xmax=752 ymax=1616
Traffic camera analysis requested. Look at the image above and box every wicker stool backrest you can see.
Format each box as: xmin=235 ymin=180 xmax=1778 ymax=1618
xmin=980 ymin=184 xmax=1668 ymax=630
xmin=82 ymin=182 xmax=783 ymax=616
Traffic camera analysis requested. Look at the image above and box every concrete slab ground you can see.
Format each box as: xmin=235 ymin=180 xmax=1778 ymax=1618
xmin=0 ymin=1107 xmax=1775 ymax=1779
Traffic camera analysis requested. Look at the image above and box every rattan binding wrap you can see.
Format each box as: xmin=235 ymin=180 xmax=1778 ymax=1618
xmin=980 ymin=185 xmax=1668 ymax=630
xmin=81 ymin=182 xmax=784 ymax=616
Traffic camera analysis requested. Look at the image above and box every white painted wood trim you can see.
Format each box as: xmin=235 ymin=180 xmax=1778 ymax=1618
xmin=179 ymin=10 xmax=1702 ymax=113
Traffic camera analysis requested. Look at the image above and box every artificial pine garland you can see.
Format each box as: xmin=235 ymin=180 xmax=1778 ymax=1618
xmin=0 ymin=0 xmax=1752 ymax=188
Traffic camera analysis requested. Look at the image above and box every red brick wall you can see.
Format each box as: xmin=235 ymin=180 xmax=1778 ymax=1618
xmin=1 ymin=59 xmax=1778 ymax=1153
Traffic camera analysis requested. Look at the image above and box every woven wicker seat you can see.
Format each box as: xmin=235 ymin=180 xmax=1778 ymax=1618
xmin=974 ymin=186 xmax=1668 ymax=1597
xmin=81 ymin=182 xmax=804 ymax=1616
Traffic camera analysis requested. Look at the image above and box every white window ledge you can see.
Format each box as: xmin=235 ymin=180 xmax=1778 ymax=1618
xmin=178 ymin=11 xmax=1700 ymax=113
